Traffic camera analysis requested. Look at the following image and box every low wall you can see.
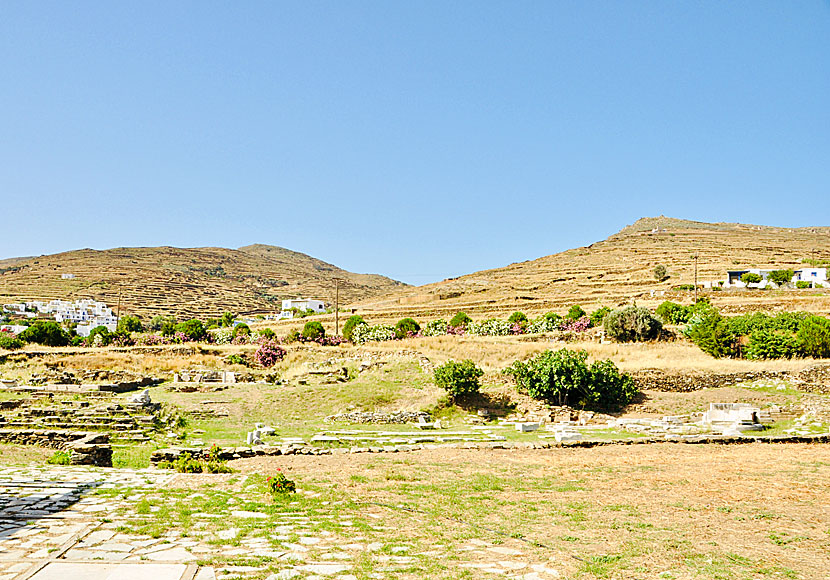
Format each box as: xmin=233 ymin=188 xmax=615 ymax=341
xmin=150 ymin=433 xmax=830 ymax=464
xmin=0 ymin=429 xmax=112 ymax=467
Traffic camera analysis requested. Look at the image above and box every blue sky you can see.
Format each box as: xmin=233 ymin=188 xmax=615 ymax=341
xmin=2 ymin=2 xmax=828 ymax=285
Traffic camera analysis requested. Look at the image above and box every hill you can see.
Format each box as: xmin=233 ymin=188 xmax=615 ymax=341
xmin=354 ymin=217 xmax=830 ymax=320
xmin=0 ymin=245 xmax=406 ymax=320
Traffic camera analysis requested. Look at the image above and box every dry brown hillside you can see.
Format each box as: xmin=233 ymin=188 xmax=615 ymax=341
xmin=0 ymin=245 xmax=406 ymax=320
xmin=354 ymin=217 xmax=830 ymax=320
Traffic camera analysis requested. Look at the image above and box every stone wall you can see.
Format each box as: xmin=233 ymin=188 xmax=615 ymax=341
xmin=150 ymin=433 xmax=830 ymax=465
xmin=631 ymin=365 xmax=830 ymax=394
xmin=0 ymin=429 xmax=112 ymax=467
xmin=324 ymin=411 xmax=431 ymax=424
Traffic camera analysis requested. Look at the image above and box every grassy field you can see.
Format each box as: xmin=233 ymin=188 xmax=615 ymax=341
xmin=91 ymin=443 xmax=830 ymax=579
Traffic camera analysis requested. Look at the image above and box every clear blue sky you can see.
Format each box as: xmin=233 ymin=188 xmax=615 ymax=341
xmin=2 ymin=2 xmax=828 ymax=285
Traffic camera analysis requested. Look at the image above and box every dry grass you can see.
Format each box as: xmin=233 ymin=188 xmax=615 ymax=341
xmin=367 ymin=335 xmax=822 ymax=373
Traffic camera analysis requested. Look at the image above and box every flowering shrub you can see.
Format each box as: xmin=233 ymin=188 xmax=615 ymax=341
xmin=351 ymin=323 xmax=396 ymax=344
xmin=527 ymin=312 xmax=562 ymax=334
xmin=266 ymin=470 xmax=296 ymax=495
xmin=254 ymin=340 xmax=287 ymax=368
xmin=422 ymin=319 xmax=448 ymax=337
xmin=231 ymin=334 xmax=250 ymax=345
xmin=467 ymin=319 xmax=512 ymax=336
xmin=559 ymin=316 xmax=591 ymax=332
xmin=212 ymin=327 xmax=233 ymax=344
xmin=509 ymin=323 xmax=525 ymax=335
xmin=110 ymin=332 xmax=135 ymax=347
xmin=138 ymin=334 xmax=172 ymax=346
xmin=446 ymin=325 xmax=466 ymax=335
xmin=316 ymin=335 xmax=344 ymax=346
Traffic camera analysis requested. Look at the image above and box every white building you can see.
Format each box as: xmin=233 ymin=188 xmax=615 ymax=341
xmin=0 ymin=325 xmax=28 ymax=335
xmin=61 ymin=273 xmax=75 ymax=279
xmin=279 ymin=299 xmax=326 ymax=319
xmin=793 ymin=268 xmax=828 ymax=288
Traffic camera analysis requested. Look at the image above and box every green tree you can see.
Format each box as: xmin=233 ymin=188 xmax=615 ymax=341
xmin=768 ymin=269 xmax=795 ymax=287
xmin=220 ymin=312 xmax=236 ymax=327
xmin=149 ymin=315 xmax=178 ymax=335
xmin=18 ymin=321 xmax=70 ymax=347
xmin=394 ymin=318 xmax=420 ymax=339
xmin=116 ymin=315 xmax=143 ymax=334
xmin=174 ymin=319 xmax=207 ymax=341
xmin=342 ymin=315 xmax=366 ymax=342
xmin=654 ymin=264 xmax=669 ymax=281
xmin=797 ymin=316 xmax=830 ymax=358
xmin=741 ymin=272 xmax=763 ymax=285
xmin=433 ymin=360 xmax=484 ymax=399
xmin=566 ymin=305 xmax=587 ymax=321
xmin=87 ymin=325 xmax=112 ymax=346
xmin=449 ymin=312 xmax=472 ymax=329
xmin=687 ymin=312 xmax=736 ymax=358
xmin=508 ymin=312 xmax=528 ymax=324
xmin=603 ymin=307 xmax=663 ymax=342
xmin=302 ymin=320 xmax=325 ymax=341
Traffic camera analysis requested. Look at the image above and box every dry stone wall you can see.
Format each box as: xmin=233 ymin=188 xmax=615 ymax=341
xmin=0 ymin=429 xmax=112 ymax=466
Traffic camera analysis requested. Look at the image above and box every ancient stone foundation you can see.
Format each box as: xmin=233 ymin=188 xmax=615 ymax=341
xmin=0 ymin=429 xmax=113 ymax=467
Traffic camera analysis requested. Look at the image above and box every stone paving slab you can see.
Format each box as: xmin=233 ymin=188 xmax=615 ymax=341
xmin=29 ymin=562 xmax=188 ymax=580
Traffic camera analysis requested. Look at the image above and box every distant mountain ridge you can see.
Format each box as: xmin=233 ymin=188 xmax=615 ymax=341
xmin=0 ymin=244 xmax=407 ymax=319
xmin=356 ymin=217 xmax=830 ymax=319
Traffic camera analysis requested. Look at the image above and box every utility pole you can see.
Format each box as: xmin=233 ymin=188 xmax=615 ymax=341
xmin=115 ymin=286 xmax=122 ymax=329
xmin=334 ymin=278 xmax=340 ymax=336
xmin=693 ymin=255 xmax=699 ymax=303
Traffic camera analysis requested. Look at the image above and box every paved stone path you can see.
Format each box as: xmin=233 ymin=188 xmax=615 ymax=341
xmin=0 ymin=466 xmax=561 ymax=579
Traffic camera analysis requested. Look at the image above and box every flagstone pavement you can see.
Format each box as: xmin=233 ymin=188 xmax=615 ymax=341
xmin=0 ymin=466 xmax=561 ymax=580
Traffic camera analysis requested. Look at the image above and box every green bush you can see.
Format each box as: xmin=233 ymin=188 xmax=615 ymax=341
xmin=87 ymin=325 xmax=112 ymax=346
xmin=174 ymin=319 xmax=207 ymax=341
xmin=746 ymin=329 xmax=802 ymax=360
xmin=655 ymin=301 xmax=690 ymax=324
xmin=284 ymin=330 xmax=301 ymax=343
xmin=741 ymin=272 xmax=763 ymax=284
xmin=654 ymin=264 xmax=668 ymax=281
xmin=18 ymin=321 xmax=70 ymax=347
xmin=220 ymin=312 xmax=236 ymax=327
xmin=158 ymin=452 xmax=234 ymax=474
xmin=232 ymin=323 xmax=251 ymax=339
xmin=503 ymin=349 xmax=636 ymax=410
xmin=449 ymin=312 xmax=472 ymax=329
xmin=225 ymin=354 xmax=248 ymax=366
xmin=47 ymin=450 xmax=71 ymax=465
xmin=589 ymin=307 xmax=611 ymax=327
xmin=603 ymin=307 xmax=662 ymax=342
xmin=797 ymin=316 xmax=830 ymax=359
xmin=768 ymin=269 xmax=794 ymax=287
xmin=0 ymin=333 xmax=23 ymax=350
xmin=150 ymin=315 xmax=178 ymax=335
xmin=433 ymin=360 xmax=484 ymax=398
xmin=508 ymin=311 xmax=528 ymax=324
xmin=796 ymin=281 xmax=812 ymax=289
xmin=566 ymin=305 xmax=587 ymax=321
xmin=343 ymin=315 xmax=366 ymax=342
xmin=116 ymin=315 xmax=143 ymax=334
xmin=259 ymin=328 xmax=276 ymax=339
xmin=394 ymin=317 xmax=420 ymax=339
xmin=686 ymin=312 xmax=736 ymax=358
xmin=302 ymin=320 xmax=325 ymax=341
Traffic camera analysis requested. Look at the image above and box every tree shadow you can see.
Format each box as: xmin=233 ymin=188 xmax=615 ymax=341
xmin=452 ymin=391 xmax=517 ymax=416
xmin=0 ymin=479 xmax=101 ymax=540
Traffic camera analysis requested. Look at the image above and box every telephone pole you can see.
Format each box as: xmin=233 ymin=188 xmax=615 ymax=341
xmin=115 ymin=286 xmax=122 ymax=329
xmin=693 ymin=255 xmax=699 ymax=303
xmin=334 ymin=278 xmax=341 ymax=336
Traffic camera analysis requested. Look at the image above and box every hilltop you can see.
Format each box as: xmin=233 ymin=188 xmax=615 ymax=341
xmin=355 ymin=217 xmax=830 ymax=320
xmin=0 ymin=245 xmax=406 ymax=319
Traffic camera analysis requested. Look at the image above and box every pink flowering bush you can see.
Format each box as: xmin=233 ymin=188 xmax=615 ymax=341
xmin=560 ymin=316 xmax=591 ymax=332
xmin=254 ymin=340 xmax=287 ymax=368
xmin=509 ymin=323 xmax=525 ymax=335
xmin=446 ymin=325 xmax=466 ymax=336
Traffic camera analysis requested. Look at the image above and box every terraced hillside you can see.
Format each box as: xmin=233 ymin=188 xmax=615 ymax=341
xmin=0 ymin=244 xmax=406 ymax=319
xmin=355 ymin=217 xmax=830 ymax=320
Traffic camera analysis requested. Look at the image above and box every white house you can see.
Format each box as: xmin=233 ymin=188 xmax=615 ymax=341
xmin=793 ymin=268 xmax=828 ymax=288
xmin=0 ymin=325 xmax=28 ymax=335
xmin=61 ymin=273 xmax=75 ymax=279
xmin=279 ymin=299 xmax=326 ymax=319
